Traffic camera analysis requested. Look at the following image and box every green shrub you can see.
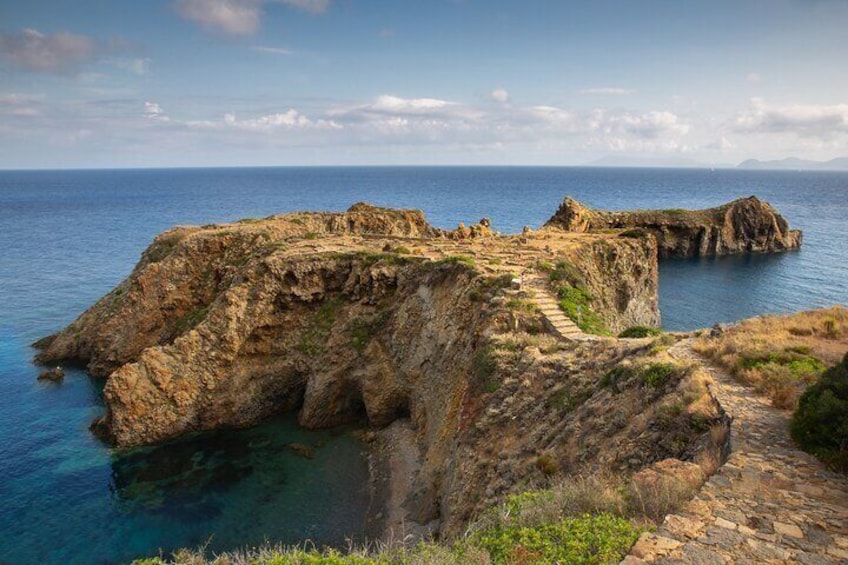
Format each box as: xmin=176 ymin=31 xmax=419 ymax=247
xmin=393 ymin=246 xmax=411 ymax=254
xmin=641 ymin=363 xmax=677 ymax=390
xmin=441 ymin=255 xmax=475 ymax=267
xmin=738 ymin=351 xmax=826 ymax=383
xmin=536 ymin=453 xmax=560 ymax=476
xmin=506 ymin=298 xmax=538 ymax=313
xmin=618 ymin=228 xmax=648 ymax=239
xmin=791 ymin=353 xmax=848 ymax=471
xmin=548 ymin=260 xmax=585 ymax=288
xmin=472 ymin=346 xmax=499 ymax=393
xmin=557 ymin=285 xmax=609 ymax=336
xmin=600 ymin=366 xmax=633 ymax=393
xmin=264 ymin=549 xmax=389 ymax=564
xmin=618 ymin=326 xmax=663 ymax=338
xmin=536 ymin=260 xmax=554 ymax=272
xmin=472 ymin=513 xmax=640 ymax=565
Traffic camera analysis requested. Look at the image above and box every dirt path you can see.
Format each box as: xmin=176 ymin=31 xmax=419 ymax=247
xmin=623 ymin=338 xmax=848 ymax=565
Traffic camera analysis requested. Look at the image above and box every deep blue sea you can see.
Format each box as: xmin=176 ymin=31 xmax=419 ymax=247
xmin=0 ymin=166 xmax=846 ymax=564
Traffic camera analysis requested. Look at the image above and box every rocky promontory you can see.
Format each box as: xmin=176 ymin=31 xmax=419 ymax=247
xmin=545 ymin=195 xmax=802 ymax=258
xmin=34 ymin=197 xmax=801 ymax=540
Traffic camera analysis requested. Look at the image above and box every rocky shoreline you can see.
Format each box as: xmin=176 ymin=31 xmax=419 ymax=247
xmin=33 ymin=196 xmax=804 ymax=541
xmin=364 ymin=420 xmax=436 ymax=545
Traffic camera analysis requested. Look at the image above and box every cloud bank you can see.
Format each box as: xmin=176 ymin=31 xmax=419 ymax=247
xmin=736 ymin=98 xmax=848 ymax=140
xmin=175 ymin=0 xmax=330 ymax=35
xmin=0 ymin=29 xmax=96 ymax=73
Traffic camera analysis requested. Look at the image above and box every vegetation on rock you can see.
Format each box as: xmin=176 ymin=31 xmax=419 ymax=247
xmin=618 ymin=326 xmax=663 ymax=338
xmin=694 ymin=307 xmax=848 ymax=409
xmin=791 ymin=352 xmax=848 ymax=472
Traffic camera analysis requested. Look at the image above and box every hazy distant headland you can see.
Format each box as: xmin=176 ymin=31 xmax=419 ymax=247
xmin=583 ymin=155 xmax=848 ymax=170
xmin=737 ymin=157 xmax=848 ymax=171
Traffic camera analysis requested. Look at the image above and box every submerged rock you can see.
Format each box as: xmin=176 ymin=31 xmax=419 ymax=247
xmin=286 ymin=442 xmax=316 ymax=459
xmin=37 ymin=366 xmax=64 ymax=382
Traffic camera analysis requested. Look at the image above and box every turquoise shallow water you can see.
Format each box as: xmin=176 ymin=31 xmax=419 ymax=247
xmin=0 ymin=166 xmax=846 ymax=564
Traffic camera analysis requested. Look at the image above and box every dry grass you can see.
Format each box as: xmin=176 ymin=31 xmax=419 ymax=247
xmin=693 ymin=307 xmax=848 ymax=409
xmin=136 ymin=541 xmax=491 ymax=565
xmin=690 ymin=422 xmax=730 ymax=477
xmin=626 ymin=473 xmax=702 ymax=525
xmin=469 ymin=467 xmax=702 ymax=539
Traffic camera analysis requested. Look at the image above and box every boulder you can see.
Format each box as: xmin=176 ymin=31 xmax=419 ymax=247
xmin=37 ymin=366 xmax=64 ymax=382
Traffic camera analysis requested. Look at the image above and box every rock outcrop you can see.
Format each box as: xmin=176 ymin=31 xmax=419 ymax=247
xmin=545 ymin=196 xmax=802 ymax=258
xmin=35 ymin=199 xmax=772 ymax=538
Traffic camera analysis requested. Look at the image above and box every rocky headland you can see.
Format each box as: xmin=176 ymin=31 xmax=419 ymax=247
xmin=35 ymin=197 xmax=810 ymax=543
xmin=545 ymin=195 xmax=802 ymax=258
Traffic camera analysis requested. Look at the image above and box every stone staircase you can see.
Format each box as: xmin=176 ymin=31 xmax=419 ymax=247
xmin=523 ymin=274 xmax=591 ymax=341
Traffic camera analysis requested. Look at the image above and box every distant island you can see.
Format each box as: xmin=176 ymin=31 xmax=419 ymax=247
xmin=738 ymin=157 xmax=848 ymax=171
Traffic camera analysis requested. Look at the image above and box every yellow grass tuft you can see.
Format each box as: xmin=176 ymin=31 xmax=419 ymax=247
xmin=693 ymin=307 xmax=848 ymax=409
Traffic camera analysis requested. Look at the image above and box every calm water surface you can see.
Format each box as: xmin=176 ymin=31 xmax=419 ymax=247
xmin=0 ymin=166 xmax=846 ymax=564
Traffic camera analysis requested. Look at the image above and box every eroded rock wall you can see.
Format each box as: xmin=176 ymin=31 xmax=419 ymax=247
xmin=35 ymin=204 xmax=440 ymax=377
xmin=559 ymin=236 xmax=661 ymax=333
xmin=545 ymin=196 xmax=802 ymax=258
xmin=33 ymin=202 xmax=680 ymax=539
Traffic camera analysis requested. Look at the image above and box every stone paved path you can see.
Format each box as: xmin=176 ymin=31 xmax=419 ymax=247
xmin=623 ymin=339 xmax=848 ymax=565
xmin=523 ymin=273 xmax=592 ymax=341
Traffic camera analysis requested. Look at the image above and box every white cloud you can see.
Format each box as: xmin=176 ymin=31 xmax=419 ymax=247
xmin=0 ymin=93 xmax=43 ymax=105
xmin=175 ymin=0 xmax=262 ymax=35
xmin=277 ymin=0 xmax=329 ymax=13
xmin=735 ymin=98 xmax=848 ymax=139
xmin=0 ymin=28 xmax=96 ymax=73
xmin=251 ymin=46 xmax=294 ymax=55
xmin=579 ymin=87 xmax=634 ymax=96
xmin=175 ymin=0 xmax=330 ymax=35
xmin=703 ymin=136 xmax=736 ymax=151
xmin=219 ymin=109 xmax=341 ymax=130
xmin=113 ymin=57 xmax=151 ymax=75
xmin=144 ymin=102 xmax=164 ymax=116
xmin=143 ymin=102 xmax=170 ymax=123
xmin=588 ymin=109 xmax=689 ymax=139
xmin=136 ymin=95 xmax=690 ymax=155
xmin=746 ymin=72 xmax=761 ymax=84
xmin=527 ymin=105 xmax=575 ymax=125
xmin=490 ymin=88 xmax=509 ymax=104
xmin=0 ymin=93 xmax=42 ymax=118
xmin=370 ymin=95 xmax=451 ymax=114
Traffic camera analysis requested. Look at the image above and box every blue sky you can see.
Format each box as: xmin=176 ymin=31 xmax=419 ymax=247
xmin=1 ymin=0 xmax=847 ymax=168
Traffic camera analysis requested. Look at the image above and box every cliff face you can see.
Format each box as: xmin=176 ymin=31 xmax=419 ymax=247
xmin=36 ymin=201 xmax=729 ymax=538
xmin=35 ymin=203 xmax=440 ymax=378
xmin=544 ymin=196 xmax=802 ymax=258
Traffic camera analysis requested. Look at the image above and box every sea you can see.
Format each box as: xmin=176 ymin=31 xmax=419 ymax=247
xmin=0 ymin=166 xmax=846 ymax=564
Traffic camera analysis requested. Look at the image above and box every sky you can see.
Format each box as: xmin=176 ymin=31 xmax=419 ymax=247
xmin=1 ymin=0 xmax=848 ymax=169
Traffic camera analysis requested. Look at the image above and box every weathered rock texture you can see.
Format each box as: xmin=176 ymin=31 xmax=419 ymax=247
xmin=32 ymin=200 xmax=754 ymax=537
xmin=545 ymin=196 xmax=802 ymax=258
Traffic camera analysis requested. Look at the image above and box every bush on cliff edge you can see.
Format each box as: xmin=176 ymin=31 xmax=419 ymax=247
xmin=790 ymin=352 xmax=848 ymax=472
